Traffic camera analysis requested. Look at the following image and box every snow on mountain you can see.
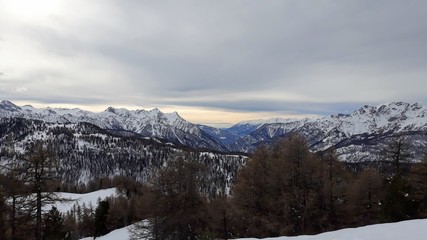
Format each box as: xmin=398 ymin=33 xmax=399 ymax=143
xmin=79 ymin=219 xmax=427 ymax=240
xmin=2 ymin=100 xmax=427 ymax=161
xmin=198 ymin=124 xmax=242 ymax=145
xmin=229 ymin=102 xmax=427 ymax=161
xmin=227 ymin=117 xmax=294 ymax=137
xmin=0 ymin=100 xmax=227 ymax=151
xmin=0 ymin=100 xmax=22 ymax=112
xmin=200 ymin=117 xmax=298 ymax=147
xmin=0 ymin=117 xmax=246 ymax=195
xmin=236 ymin=117 xmax=294 ymax=126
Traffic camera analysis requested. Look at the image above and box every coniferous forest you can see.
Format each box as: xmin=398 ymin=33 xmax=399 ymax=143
xmin=1 ymin=130 xmax=427 ymax=240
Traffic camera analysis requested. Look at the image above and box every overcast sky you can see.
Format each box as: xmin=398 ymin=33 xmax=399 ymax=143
xmin=1 ymin=0 xmax=426 ymax=126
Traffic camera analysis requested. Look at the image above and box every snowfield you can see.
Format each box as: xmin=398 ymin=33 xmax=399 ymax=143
xmin=240 ymin=219 xmax=427 ymax=240
xmin=79 ymin=219 xmax=427 ymax=240
xmin=65 ymin=188 xmax=427 ymax=239
xmin=50 ymin=188 xmax=118 ymax=213
xmin=79 ymin=226 xmax=130 ymax=240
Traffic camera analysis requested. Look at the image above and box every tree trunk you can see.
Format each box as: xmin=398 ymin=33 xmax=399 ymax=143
xmin=223 ymin=209 xmax=228 ymax=240
xmin=12 ymin=196 xmax=17 ymax=240
xmin=36 ymin=186 xmax=42 ymax=240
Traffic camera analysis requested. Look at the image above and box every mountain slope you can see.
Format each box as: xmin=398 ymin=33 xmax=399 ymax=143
xmin=0 ymin=117 xmax=246 ymax=196
xmin=2 ymin=100 xmax=427 ymax=162
xmin=230 ymin=102 xmax=427 ymax=161
xmin=0 ymin=100 xmax=227 ymax=151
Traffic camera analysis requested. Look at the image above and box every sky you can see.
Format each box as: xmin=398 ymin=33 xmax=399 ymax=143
xmin=0 ymin=0 xmax=426 ymax=127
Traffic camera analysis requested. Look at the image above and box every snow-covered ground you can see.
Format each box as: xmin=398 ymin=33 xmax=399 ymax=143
xmin=67 ymin=189 xmax=427 ymax=240
xmin=49 ymin=188 xmax=118 ymax=213
xmin=79 ymin=226 xmax=130 ymax=240
xmin=80 ymin=219 xmax=427 ymax=240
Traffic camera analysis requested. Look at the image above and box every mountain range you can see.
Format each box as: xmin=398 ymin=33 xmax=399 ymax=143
xmin=1 ymin=100 xmax=427 ymax=162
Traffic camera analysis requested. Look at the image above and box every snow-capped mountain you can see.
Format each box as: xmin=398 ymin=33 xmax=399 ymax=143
xmin=229 ymin=102 xmax=427 ymax=161
xmin=227 ymin=117 xmax=293 ymax=137
xmin=2 ymin=100 xmax=427 ymax=162
xmin=199 ymin=118 xmax=296 ymax=147
xmin=0 ymin=100 xmax=227 ymax=151
xmin=198 ymin=125 xmax=242 ymax=146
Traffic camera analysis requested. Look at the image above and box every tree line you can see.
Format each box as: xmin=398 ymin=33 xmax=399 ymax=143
xmin=132 ymin=134 xmax=427 ymax=239
xmin=2 ymin=133 xmax=427 ymax=239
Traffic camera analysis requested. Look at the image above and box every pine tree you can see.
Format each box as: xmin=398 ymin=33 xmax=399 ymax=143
xmin=43 ymin=206 xmax=66 ymax=240
xmin=93 ymin=200 xmax=110 ymax=238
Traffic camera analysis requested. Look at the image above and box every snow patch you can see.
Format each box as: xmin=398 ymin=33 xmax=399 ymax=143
xmin=78 ymin=219 xmax=427 ymax=240
xmin=50 ymin=188 xmax=118 ymax=213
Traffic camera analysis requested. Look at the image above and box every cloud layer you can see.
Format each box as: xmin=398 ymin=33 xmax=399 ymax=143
xmin=1 ymin=0 xmax=426 ymax=124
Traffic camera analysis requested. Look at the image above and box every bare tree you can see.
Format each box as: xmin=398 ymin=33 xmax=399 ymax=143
xmin=381 ymin=136 xmax=411 ymax=177
xmin=21 ymin=140 xmax=63 ymax=240
xmin=0 ymin=134 xmax=30 ymax=240
xmin=381 ymin=136 xmax=416 ymax=221
xmin=1 ymin=139 xmax=67 ymax=240
xmin=130 ymin=155 xmax=208 ymax=240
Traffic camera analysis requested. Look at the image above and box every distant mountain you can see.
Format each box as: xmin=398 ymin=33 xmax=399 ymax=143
xmin=2 ymin=100 xmax=427 ymax=162
xmin=198 ymin=124 xmax=241 ymax=145
xmin=226 ymin=118 xmax=293 ymax=137
xmin=228 ymin=102 xmax=427 ymax=161
xmin=0 ymin=100 xmax=227 ymax=152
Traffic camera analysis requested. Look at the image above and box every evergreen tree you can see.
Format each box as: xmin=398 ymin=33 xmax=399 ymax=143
xmin=43 ymin=206 xmax=66 ymax=240
xmin=94 ymin=200 xmax=110 ymax=238
xmin=382 ymin=175 xmax=416 ymax=221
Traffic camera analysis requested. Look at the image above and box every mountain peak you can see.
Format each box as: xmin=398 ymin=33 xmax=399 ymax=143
xmin=105 ymin=107 xmax=116 ymax=113
xmin=348 ymin=102 xmax=426 ymax=118
xmin=148 ymin=108 xmax=164 ymax=118
xmin=165 ymin=111 xmax=182 ymax=123
xmin=0 ymin=100 xmax=21 ymax=111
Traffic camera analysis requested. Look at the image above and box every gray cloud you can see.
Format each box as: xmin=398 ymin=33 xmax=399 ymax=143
xmin=2 ymin=0 xmax=427 ymax=122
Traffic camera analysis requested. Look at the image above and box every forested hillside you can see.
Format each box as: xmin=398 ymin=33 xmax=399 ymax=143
xmin=0 ymin=117 xmax=246 ymax=195
xmin=2 ymin=103 xmax=427 ymax=239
